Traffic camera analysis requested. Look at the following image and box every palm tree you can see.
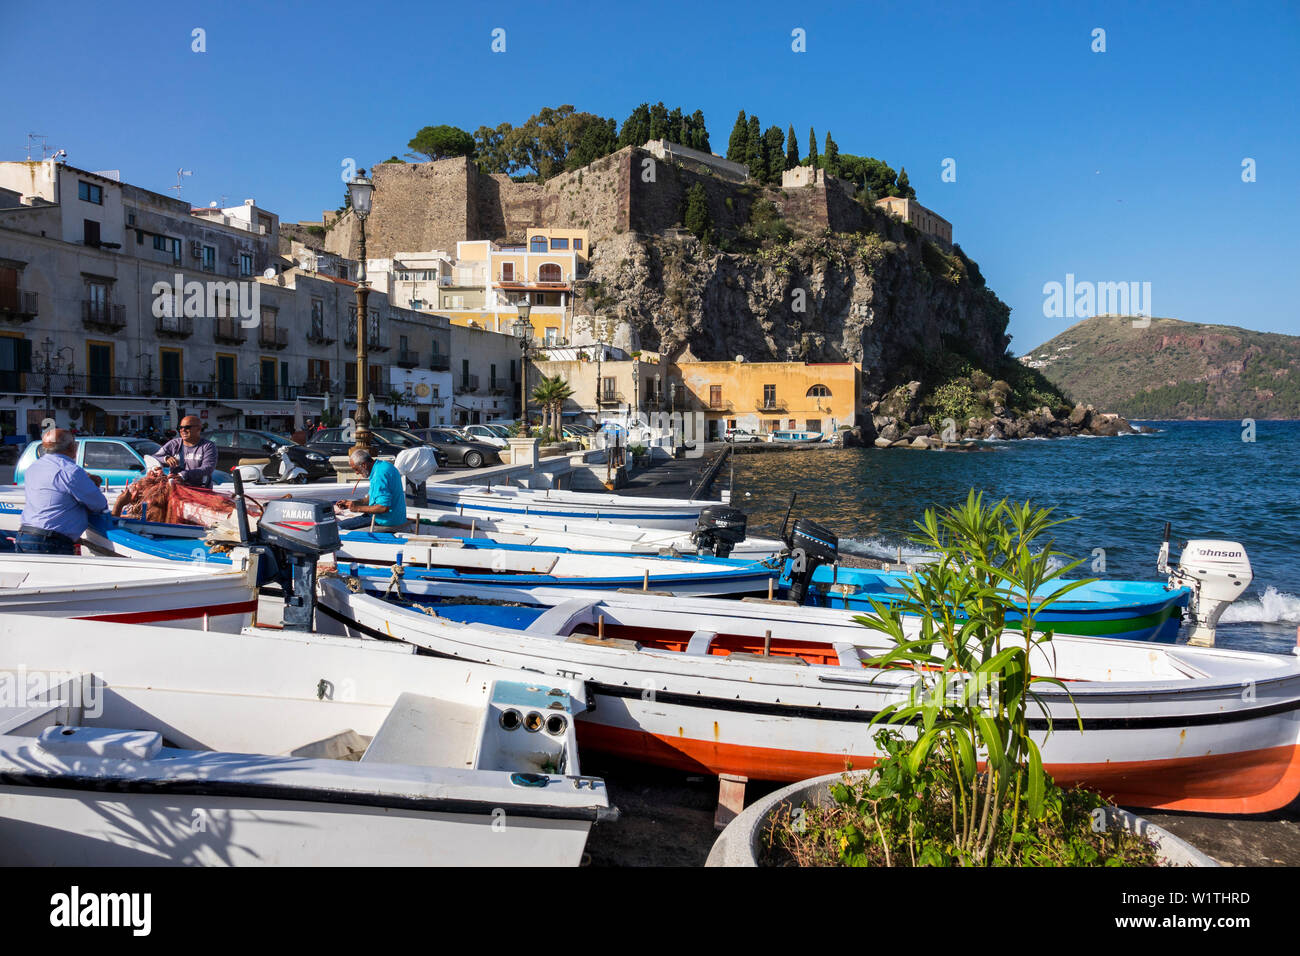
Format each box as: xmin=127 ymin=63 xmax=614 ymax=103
xmin=531 ymin=375 xmax=574 ymax=438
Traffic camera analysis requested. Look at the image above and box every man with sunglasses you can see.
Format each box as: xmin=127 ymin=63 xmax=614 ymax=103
xmin=17 ymin=428 xmax=108 ymax=554
xmin=155 ymin=415 xmax=217 ymax=488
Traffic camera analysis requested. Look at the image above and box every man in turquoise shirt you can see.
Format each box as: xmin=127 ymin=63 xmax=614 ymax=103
xmin=336 ymin=448 xmax=408 ymax=531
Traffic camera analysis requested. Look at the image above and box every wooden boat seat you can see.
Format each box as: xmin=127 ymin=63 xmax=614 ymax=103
xmin=726 ymin=651 xmax=808 ymax=666
xmin=360 ymin=692 xmax=479 ymax=769
xmin=566 ymin=634 xmax=642 ymax=650
xmin=685 ymin=630 xmax=716 ymax=656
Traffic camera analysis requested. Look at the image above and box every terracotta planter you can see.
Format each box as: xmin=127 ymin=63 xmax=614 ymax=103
xmin=706 ymin=771 xmax=1219 ymax=868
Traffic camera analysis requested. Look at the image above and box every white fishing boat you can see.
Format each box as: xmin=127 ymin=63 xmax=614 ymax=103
xmin=0 ymin=615 xmax=613 ymax=866
xmin=397 ymin=506 xmax=783 ymax=558
xmin=317 ymin=579 xmax=1300 ymax=815
xmin=0 ymin=552 xmax=258 ymax=632
xmin=421 ymin=483 xmax=710 ymax=530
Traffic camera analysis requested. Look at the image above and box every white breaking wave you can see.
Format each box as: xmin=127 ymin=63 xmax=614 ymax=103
xmin=838 ymin=536 xmax=1071 ymax=573
xmin=1219 ymin=586 xmax=1300 ymax=625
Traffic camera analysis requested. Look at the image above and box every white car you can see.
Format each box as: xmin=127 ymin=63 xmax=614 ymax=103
xmin=462 ymin=424 xmax=510 ymax=448
xmin=724 ymin=428 xmax=763 ymax=443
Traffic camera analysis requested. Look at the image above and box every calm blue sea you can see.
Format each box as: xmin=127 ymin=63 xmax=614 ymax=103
xmin=727 ymin=421 xmax=1300 ymax=654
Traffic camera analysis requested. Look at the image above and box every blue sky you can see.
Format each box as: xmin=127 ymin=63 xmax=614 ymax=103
xmin=2 ymin=0 xmax=1296 ymax=349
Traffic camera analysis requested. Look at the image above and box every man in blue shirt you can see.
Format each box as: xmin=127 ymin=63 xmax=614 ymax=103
xmin=335 ymin=448 xmax=408 ymax=531
xmin=18 ymin=429 xmax=109 ymax=554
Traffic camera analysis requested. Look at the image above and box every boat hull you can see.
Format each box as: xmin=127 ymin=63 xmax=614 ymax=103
xmin=318 ymin=583 xmax=1300 ymax=814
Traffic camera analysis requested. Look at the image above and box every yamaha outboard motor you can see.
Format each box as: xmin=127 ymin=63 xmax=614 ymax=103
xmin=255 ymin=498 xmax=341 ymax=631
xmin=784 ymin=518 xmax=839 ymax=605
xmin=691 ymin=505 xmax=748 ymax=558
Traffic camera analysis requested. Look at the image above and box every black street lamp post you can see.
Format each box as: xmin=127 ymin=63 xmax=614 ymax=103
xmin=511 ymin=301 xmax=533 ymax=436
xmin=347 ymin=169 xmax=374 ymax=453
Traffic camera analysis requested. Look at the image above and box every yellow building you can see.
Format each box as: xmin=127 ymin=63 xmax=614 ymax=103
xmin=436 ymin=228 xmax=589 ymax=345
xmin=675 ymin=360 xmax=861 ymax=440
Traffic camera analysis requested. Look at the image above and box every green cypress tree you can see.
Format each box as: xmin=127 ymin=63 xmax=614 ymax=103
xmin=823 ymin=131 xmax=840 ymax=177
xmin=785 ymin=125 xmax=799 ymax=170
xmin=763 ymin=126 xmax=785 ymax=183
xmin=726 ymin=111 xmax=748 ymax=163
xmin=807 ymin=126 xmax=818 ymax=168
xmin=684 ymin=182 xmax=712 ymax=242
xmin=897 ymin=166 xmax=914 ymax=198
xmin=745 ymin=115 xmax=763 ymax=177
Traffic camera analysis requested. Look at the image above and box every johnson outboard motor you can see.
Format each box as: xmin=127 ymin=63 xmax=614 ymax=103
xmin=255 ymin=498 xmax=341 ymax=631
xmin=784 ymin=518 xmax=839 ymax=605
xmin=691 ymin=505 xmax=748 ymax=558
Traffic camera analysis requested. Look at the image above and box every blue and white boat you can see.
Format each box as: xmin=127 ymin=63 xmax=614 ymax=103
xmin=420 ymin=484 xmax=709 ymax=530
xmin=81 ymin=514 xmax=782 ymax=598
xmin=770 ymin=429 xmax=824 ymax=443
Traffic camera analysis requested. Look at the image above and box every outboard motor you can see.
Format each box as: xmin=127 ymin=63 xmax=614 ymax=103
xmin=784 ymin=518 xmax=839 ymax=605
xmin=1158 ymin=530 xmax=1253 ymax=646
xmin=691 ymin=505 xmax=748 ymax=558
xmin=255 ymin=498 xmax=342 ymax=631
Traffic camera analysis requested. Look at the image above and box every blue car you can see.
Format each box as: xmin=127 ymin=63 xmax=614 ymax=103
xmin=14 ymin=436 xmax=231 ymax=489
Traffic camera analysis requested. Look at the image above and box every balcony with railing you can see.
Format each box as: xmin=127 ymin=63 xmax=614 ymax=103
xmin=458 ymin=374 xmax=480 ymax=393
xmin=82 ymin=301 xmax=126 ymax=333
xmin=708 ymin=398 xmax=734 ymax=411
xmin=597 ymin=390 xmax=625 ymax=406
xmin=306 ymin=326 xmax=335 ymax=345
xmin=240 ymin=382 xmax=301 ymax=401
xmin=213 ymin=318 xmax=247 ymax=344
xmin=343 ymin=328 xmax=389 ymax=352
xmin=0 ymin=289 xmax=38 ymax=322
xmin=429 ymin=353 xmax=450 ymax=371
xmin=397 ymin=349 xmax=420 ymax=368
xmin=155 ymin=314 xmax=194 ymax=338
xmin=301 ymin=378 xmax=335 ymax=395
xmin=756 ymin=397 xmax=786 ymax=412
xmin=258 ymin=325 xmax=289 ymax=350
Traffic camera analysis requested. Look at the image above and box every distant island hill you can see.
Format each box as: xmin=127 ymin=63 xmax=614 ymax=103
xmin=1023 ymin=315 xmax=1300 ymax=420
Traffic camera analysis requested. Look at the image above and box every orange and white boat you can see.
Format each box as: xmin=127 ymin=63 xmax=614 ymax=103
xmin=316 ymin=580 xmax=1300 ymax=815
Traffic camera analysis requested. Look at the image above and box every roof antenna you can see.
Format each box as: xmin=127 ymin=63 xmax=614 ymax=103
xmin=170 ymin=168 xmax=193 ymax=197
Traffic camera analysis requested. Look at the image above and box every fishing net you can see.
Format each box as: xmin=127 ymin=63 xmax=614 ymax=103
xmin=112 ymin=473 xmax=262 ymax=527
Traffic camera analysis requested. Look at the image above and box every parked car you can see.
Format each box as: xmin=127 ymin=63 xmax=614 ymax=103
xmin=462 ymin=424 xmax=510 ymax=448
xmin=206 ymin=428 xmax=336 ymax=483
xmin=725 ymin=427 xmax=763 ymax=443
xmin=305 ymin=428 xmax=448 ymax=468
xmin=14 ymin=436 xmax=233 ymax=487
xmin=404 ymin=427 xmax=501 ymax=469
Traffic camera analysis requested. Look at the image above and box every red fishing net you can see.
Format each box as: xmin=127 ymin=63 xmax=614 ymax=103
xmin=113 ymin=473 xmax=262 ymax=527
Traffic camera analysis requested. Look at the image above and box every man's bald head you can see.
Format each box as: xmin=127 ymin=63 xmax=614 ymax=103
xmin=179 ymin=416 xmax=202 ymax=443
xmin=41 ymin=428 xmax=75 ymax=456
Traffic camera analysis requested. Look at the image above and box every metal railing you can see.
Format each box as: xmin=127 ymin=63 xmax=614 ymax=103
xmin=258 ymin=325 xmax=289 ymax=349
xmin=82 ymin=301 xmax=126 ymax=332
xmin=756 ymin=399 xmax=786 ymax=411
xmin=155 ymin=314 xmax=193 ymax=337
xmin=306 ymin=328 xmax=335 ymax=345
xmin=397 ymin=349 xmax=420 ymax=368
xmin=459 ymin=374 xmax=480 ymax=393
xmin=0 ymin=289 xmax=38 ymax=319
xmin=213 ymin=318 xmax=247 ymax=344
xmin=240 ymin=382 xmax=301 ymax=401
xmin=429 ymin=353 xmax=450 ymax=371
xmin=598 ymin=390 xmax=624 ymax=405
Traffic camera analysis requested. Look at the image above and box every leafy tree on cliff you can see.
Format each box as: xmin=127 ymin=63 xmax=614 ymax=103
xmin=618 ymin=103 xmax=651 ymax=148
xmin=381 ymin=156 xmax=404 ymax=164
xmin=785 ymin=125 xmax=799 ymax=170
xmin=763 ymin=126 xmax=786 ymax=183
xmin=726 ymin=111 xmax=749 ymax=163
xmin=567 ymin=117 xmax=618 ymax=170
xmin=499 ymin=106 xmax=615 ymax=180
xmin=649 ymin=102 xmax=671 ymax=140
xmin=683 ymin=183 xmax=712 ymax=243
xmin=807 ymin=126 xmax=818 ymax=168
xmin=473 ymin=123 xmax=513 ymax=174
xmin=406 ymin=125 xmax=475 ymax=161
